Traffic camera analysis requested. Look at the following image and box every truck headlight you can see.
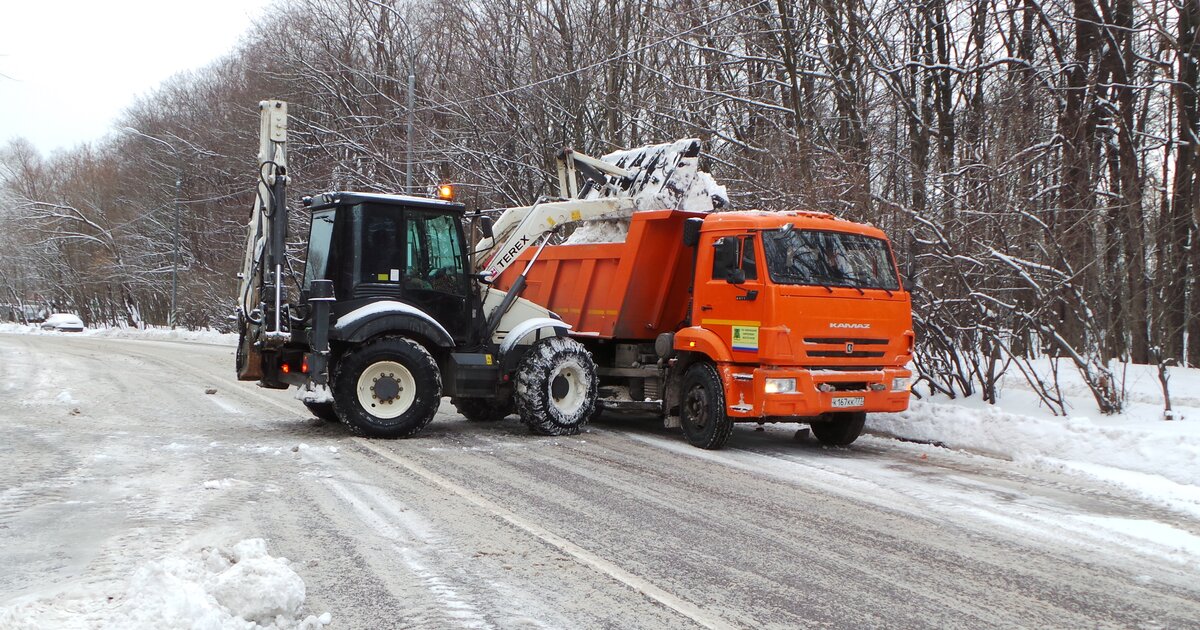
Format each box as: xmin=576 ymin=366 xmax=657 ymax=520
xmin=891 ymin=377 xmax=913 ymax=392
xmin=765 ymin=378 xmax=797 ymax=394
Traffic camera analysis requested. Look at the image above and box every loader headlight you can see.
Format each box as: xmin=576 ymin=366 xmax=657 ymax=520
xmin=764 ymin=378 xmax=797 ymax=394
xmin=891 ymin=377 xmax=913 ymax=392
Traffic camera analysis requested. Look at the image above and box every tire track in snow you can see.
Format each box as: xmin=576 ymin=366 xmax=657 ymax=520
xmin=320 ymin=473 xmax=496 ymax=629
xmin=354 ymin=439 xmax=739 ymax=630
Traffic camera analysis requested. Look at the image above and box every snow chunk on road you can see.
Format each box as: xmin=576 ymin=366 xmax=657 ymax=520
xmin=0 ymin=539 xmax=330 ymax=630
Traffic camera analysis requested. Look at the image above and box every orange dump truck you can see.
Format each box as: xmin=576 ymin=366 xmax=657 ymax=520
xmin=493 ymin=209 xmax=914 ymax=449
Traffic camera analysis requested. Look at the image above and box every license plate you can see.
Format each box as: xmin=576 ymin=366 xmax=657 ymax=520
xmin=831 ymin=396 xmax=864 ymax=409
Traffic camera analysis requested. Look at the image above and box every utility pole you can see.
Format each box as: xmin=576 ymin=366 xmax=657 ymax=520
xmin=406 ymin=72 xmax=415 ymax=194
xmin=170 ymin=177 xmax=181 ymax=329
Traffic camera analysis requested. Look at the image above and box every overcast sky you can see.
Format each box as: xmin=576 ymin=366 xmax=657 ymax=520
xmin=0 ymin=0 xmax=275 ymax=157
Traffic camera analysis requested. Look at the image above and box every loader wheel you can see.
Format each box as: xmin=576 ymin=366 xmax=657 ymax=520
xmin=451 ymin=397 xmax=513 ymax=423
xmin=679 ymin=362 xmax=734 ymax=450
xmin=303 ymin=401 xmax=339 ymax=423
xmin=333 ymin=337 xmax=441 ymax=439
xmin=513 ymin=337 xmax=597 ymax=436
xmin=811 ymin=411 xmax=866 ymax=447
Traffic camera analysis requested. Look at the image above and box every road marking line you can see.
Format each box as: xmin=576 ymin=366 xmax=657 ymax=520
xmin=355 ymin=440 xmax=737 ymax=630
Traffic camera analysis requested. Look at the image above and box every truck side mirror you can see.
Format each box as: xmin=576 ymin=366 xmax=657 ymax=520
xmin=682 ymin=218 xmax=702 ymax=247
xmin=726 ymin=268 xmax=746 ymax=285
xmin=479 ymin=216 xmax=495 ymax=240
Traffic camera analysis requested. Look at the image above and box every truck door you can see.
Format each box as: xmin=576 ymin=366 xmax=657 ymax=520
xmin=695 ymin=234 xmax=764 ymax=361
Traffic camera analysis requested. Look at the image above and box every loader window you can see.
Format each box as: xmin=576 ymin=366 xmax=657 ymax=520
xmin=404 ymin=210 xmax=467 ymax=295
xmin=302 ymin=211 xmax=335 ymax=289
xmin=763 ymin=229 xmax=900 ymax=291
xmin=360 ymin=208 xmax=406 ymax=284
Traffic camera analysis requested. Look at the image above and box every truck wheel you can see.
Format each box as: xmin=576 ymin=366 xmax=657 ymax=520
xmin=303 ymin=401 xmax=339 ymax=422
xmin=811 ymin=411 xmax=866 ymax=446
xmin=452 ymin=397 xmax=513 ymax=422
xmin=333 ymin=337 xmax=441 ymax=439
xmin=679 ymin=363 xmax=734 ymax=450
xmin=514 ymin=337 xmax=597 ymax=436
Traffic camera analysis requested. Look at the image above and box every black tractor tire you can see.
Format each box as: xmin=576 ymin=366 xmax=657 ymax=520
xmin=513 ymin=337 xmax=598 ymax=436
xmin=811 ymin=411 xmax=866 ymax=447
xmin=452 ymin=397 xmax=513 ymax=423
xmin=303 ymin=401 xmax=340 ymax=423
xmin=332 ymin=336 xmax=441 ymax=439
xmin=679 ymin=362 xmax=735 ymax=450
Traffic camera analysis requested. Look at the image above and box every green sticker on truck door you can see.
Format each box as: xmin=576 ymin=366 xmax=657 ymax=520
xmin=731 ymin=325 xmax=759 ymax=352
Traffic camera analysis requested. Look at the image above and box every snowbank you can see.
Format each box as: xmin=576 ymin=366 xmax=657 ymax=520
xmin=872 ymin=360 xmax=1200 ymax=517
xmin=0 ymin=322 xmax=237 ymax=346
xmin=0 ymin=539 xmax=331 ymax=630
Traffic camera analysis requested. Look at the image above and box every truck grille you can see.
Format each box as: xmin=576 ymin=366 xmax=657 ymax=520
xmin=803 ymin=338 xmax=888 ymax=345
xmin=803 ymin=337 xmax=888 ymax=359
xmin=807 ymin=350 xmax=885 ymax=358
xmin=805 ymin=365 xmax=885 ymax=371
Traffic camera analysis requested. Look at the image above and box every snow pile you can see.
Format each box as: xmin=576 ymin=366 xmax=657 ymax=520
xmin=583 ymin=138 xmax=728 ymax=213
xmin=871 ymin=360 xmax=1200 ymax=516
xmin=0 ymin=539 xmax=330 ymax=630
xmin=567 ymin=138 xmax=728 ymax=244
xmin=0 ymin=322 xmax=236 ymax=346
xmin=563 ymin=219 xmax=629 ymax=245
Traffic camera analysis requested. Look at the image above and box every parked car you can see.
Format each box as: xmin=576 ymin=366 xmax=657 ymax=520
xmin=40 ymin=313 xmax=85 ymax=332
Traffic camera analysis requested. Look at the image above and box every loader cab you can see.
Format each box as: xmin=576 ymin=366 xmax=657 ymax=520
xmin=302 ymin=192 xmax=474 ymax=343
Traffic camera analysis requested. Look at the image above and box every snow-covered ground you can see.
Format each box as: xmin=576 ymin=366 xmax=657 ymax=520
xmin=872 ymin=361 xmax=1200 ymax=520
xmin=0 ymin=540 xmax=330 ymax=630
xmin=2 ymin=324 xmax=1198 ymax=626
xmin=0 ymin=322 xmax=236 ymax=346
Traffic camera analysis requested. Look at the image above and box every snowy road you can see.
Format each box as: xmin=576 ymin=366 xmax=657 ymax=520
xmin=2 ymin=334 xmax=1199 ymax=628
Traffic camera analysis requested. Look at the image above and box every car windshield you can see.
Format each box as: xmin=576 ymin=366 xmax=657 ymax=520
xmin=762 ymin=228 xmax=900 ymax=291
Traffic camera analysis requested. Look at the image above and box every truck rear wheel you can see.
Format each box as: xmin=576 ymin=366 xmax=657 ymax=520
xmin=303 ymin=401 xmax=339 ymax=422
xmin=811 ymin=411 xmax=866 ymax=446
xmin=333 ymin=337 xmax=441 ymax=439
xmin=680 ymin=362 xmax=734 ymax=450
xmin=514 ymin=337 xmax=597 ymax=436
xmin=452 ymin=397 xmax=513 ymax=422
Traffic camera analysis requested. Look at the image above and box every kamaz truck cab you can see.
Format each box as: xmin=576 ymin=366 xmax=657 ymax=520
xmin=674 ymin=210 xmax=914 ymax=447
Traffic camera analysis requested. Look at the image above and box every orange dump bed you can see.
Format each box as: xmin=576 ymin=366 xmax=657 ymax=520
xmin=493 ymin=209 xmax=703 ymax=340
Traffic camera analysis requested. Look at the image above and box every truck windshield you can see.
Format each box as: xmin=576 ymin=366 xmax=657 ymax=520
xmin=762 ymin=228 xmax=900 ymax=291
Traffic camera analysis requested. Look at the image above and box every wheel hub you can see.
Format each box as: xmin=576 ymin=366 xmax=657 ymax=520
xmin=372 ymin=373 xmax=403 ymax=403
xmin=551 ymin=374 xmax=571 ymax=400
xmin=685 ymin=387 xmax=708 ymax=430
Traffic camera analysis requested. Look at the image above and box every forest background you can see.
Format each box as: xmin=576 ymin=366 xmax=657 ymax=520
xmin=1 ymin=0 xmax=1197 ymax=414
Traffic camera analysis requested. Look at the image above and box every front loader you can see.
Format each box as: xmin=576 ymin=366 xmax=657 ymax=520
xmin=235 ymin=100 xmax=604 ymax=438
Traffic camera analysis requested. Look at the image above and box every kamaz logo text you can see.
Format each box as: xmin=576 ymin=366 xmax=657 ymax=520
xmin=829 ymin=322 xmax=870 ymax=329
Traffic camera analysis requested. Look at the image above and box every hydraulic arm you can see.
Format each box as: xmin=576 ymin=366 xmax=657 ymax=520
xmin=236 ymin=100 xmax=291 ymax=381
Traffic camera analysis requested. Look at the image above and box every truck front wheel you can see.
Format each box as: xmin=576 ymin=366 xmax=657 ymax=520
xmin=811 ymin=411 xmax=866 ymax=446
xmin=514 ymin=337 xmax=597 ymax=436
xmin=333 ymin=337 xmax=441 ymax=438
xmin=680 ymin=363 xmax=734 ymax=450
